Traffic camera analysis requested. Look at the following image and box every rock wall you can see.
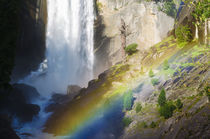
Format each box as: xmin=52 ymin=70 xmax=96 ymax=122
xmin=11 ymin=0 xmax=47 ymax=82
xmin=94 ymin=0 xmax=174 ymax=77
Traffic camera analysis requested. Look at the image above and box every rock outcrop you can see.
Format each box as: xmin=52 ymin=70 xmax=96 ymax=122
xmin=0 ymin=115 xmax=20 ymax=139
xmin=94 ymin=0 xmax=174 ymax=77
xmin=12 ymin=0 xmax=47 ymax=81
xmin=0 ymin=84 xmax=40 ymax=122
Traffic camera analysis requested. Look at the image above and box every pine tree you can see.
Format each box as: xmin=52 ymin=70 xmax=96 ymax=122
xmin=149 ymin=69 xmax=155 ymax=77
xmin=176 ymin=99 xmax=183 ymax=109
xmin=158 ymin=88 xmax=166 ymax=107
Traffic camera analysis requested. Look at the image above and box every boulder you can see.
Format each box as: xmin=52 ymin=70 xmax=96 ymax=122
xmin=67 ymin=85 xmax=81 ymax=96
xmin=0 ymin=115 xmax=20 ymax=139
xmin=45 ymin=93 xmax=71 ymax=113
xmin=12 ymin=83 xmax=40 ymax=103
xmin=0 ymin=86 xmax=40 ymax=123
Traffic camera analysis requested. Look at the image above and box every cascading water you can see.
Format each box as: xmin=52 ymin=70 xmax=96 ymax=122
xmin=22 ymin=0 xmax=94 ymax=95
xmin=14 ymin=0 xmax=94 ymax=138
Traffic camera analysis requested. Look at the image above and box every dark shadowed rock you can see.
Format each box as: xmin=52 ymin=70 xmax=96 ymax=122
xmin=14 ymin=104 xmax=40 ymax=122
xmin=0 ymin=87 xmax=40 ymax=122
xmin=45 ymin=93 xmax=71 ymax=113
xmin=12 ymin=0 xmax=47 ymax=81
xmin=0 ymin=115 xmax=20 ymax=139
xmin=12 ymin=83 xmax=40 ymax=103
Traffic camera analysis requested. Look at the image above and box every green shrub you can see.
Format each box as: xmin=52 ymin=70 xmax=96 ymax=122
xmin=158 ymin=0 xmax=176 ymax=18
xmin=125 ymin=43 xmax=138 ymax=55
xmin=159 ymin=102 xmax=176 ymax=119
xmin=123 ymin=90 xmax=133 ymax=111
xmin=151 ymin=78 xmax=159 ymax=86
xmin=122 ymin=117 xmax=132 ymax=127
xmin=162 ymin=1 xmax=177 ymax=18
xmin=163 ymin=59 xmax=169 ymax=70
xmin=175 ymin=25 xmax=192 ymax=44
xmin=135 ymin=103 xmax=142 ymax=113
xmin=176 ymin=99 xmax=183 ymax=109
xmin=150 ymin=121 xmax=157 ymax=128
xmin=137 ymin=121 xmax=148 ymax=129
xmin=96 ymin=2 xmax=103 ymax=11
xmin=204 ymin=86 xmax=210 ymax=101
xmin=149 ymin=69 xmax=155 ymax=78
xmin=192 ymin=0 xmax=210 ymax=25
xmin=158 ymin=88 xmax=166 ymax=107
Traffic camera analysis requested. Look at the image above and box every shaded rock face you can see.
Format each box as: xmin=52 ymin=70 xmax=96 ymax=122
xmin=0 ymin=115 xmax=20 ymax=139
xmin=175 ymin=2 xmax=196 ymax=39
xmin=94 ymin=0 xmax=174 ymax=77
xmin=0 ymin=84 xmax=40 ymax=122
xmin=12 ymin=83 xmax=40 ymax=103
xmin=12 ymin=0 xmax=47 ymax=81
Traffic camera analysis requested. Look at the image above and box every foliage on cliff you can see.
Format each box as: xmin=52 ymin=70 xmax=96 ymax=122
xmin=157 ymin=0 xmax=177 ymax=18
xmin=175 ymin=25 xmax=193 ymax=44
xmin=0 ymin=0 xmax=20 ymax=89
xmin=189 ymin=0 xmax=210 ymax=25
xmin=125 ymin=43 xmax=138 ymax=55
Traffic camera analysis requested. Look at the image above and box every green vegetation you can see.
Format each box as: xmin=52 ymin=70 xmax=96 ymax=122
xmin=125 ymin=43 xmax=138 ymax=55
xmin=159 ymin=0 xmax=177 ymax=18
xmin=135 ymin=103 xmax=142 ymax=113
xmin=163 ymin=59 xmax=169 ymax=70
xmin=123 ymin=90 xmax=133 ymax=111
xmin=149 ymin=121 xmax=157 ymax=128
xmin=122 ymin=117 xmax=132 ymax=127
xmin=96 ymin=1 xmax=103 ymax=11
xmin=191 ymin=0 xmax=210 ymax=26
xmin=159 ymin=102 xmax=176 ymax=119
xmin=204 ymin=86 xmax=210 ymax=101
xmin=175 ymin=25 xmax=192 ymax=44
xmin=151 ymin=78 xmax=159 ymax=86
xmin=176 ymin=99 xmax=183 ymax=109
xmin=149 ymin=69 xmax=155 ymax=78
xmin=158 ymin=89 xmax=177 ymax=119
xmin=158 ymin=89 xmax=166 ymax=107
xmin=0 ymin=0 xmax=20 ymax=89
xmin=137 ymin=121 xmax=148 ymax=129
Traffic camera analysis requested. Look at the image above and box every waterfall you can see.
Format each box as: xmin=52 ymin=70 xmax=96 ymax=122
xmin=21 ymin=0 xmax=94 ymax=95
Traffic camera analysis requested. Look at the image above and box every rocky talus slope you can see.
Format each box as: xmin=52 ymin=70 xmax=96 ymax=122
xmin=122 ymin=37 xmax=210 ymax=139
xmin=43 ymin=35 xmax=209 ymax=138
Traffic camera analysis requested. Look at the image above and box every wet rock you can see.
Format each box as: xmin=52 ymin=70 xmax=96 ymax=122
xmin=67 ymin=85 xmax=81 ymax=96
xmin=0 ymin=115 xmax=20 ymax=139
xmin=45 ymin=93 xmax=73 ymax=112
xmin=88 ymin=79 xmax=98 ymax=88
xmin=12 ymin=83 xmax=40 ymax=103
xmin=14 ymin=104 xmax=40 ymax=122
xmin=0 ymin=87 xmax=40 ymax=122
xmin=20 ymin=133 xmax=33 ymax=137
xmin=45 ymin=103 xmax=61 ymax=113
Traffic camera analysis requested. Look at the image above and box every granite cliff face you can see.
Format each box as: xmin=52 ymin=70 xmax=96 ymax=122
xmin=11 ymin=0 xmax=47 ymax=82
xmin=94 ymin=0 xmax=174 ymax=77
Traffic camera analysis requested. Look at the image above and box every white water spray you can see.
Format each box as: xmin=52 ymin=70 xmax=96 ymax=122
xmin=22 ymin=0 xmax=94 ymax=95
